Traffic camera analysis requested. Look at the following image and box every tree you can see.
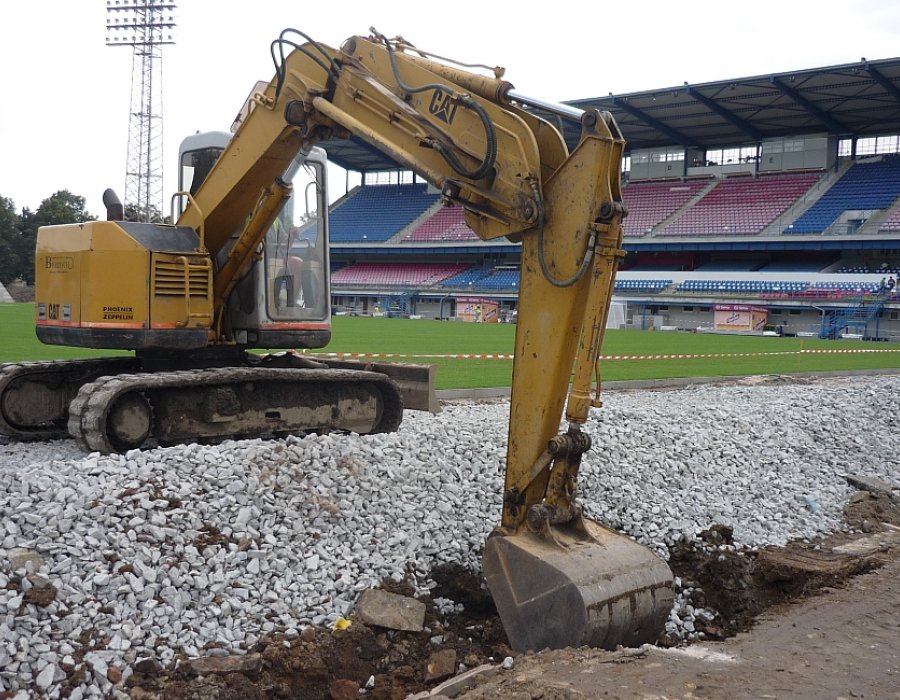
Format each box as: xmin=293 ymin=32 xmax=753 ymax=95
xmin=30 ymin=190 xmax=95 ymax=228
xmin=0 ymin=197 xmax=21 ymax=284
xmin=123 ymin=202 xmax=169 ymax=224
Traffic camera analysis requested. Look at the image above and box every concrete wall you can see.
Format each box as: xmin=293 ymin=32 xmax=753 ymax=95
xmin=759 ymin=134 xmax=835 ymax=172
xmin=629 ymin=147 xmax=685 ymax=180
xmin=625 ymin=133 xmax=837 ymax=180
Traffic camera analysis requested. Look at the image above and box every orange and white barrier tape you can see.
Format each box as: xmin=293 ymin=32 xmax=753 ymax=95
xmin=309 ymin=348 xmax=900 ymax=361
xmin=313 ymin=352 xmax=515 ymax=359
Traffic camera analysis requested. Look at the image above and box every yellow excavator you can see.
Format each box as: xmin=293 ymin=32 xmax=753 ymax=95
xmin=1 ymin=112 xmax=438 ymax=452
xmin=0 ymin=29 xmax=673 ymax=651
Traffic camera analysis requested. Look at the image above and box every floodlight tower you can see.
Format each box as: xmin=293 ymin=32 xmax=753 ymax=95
xmin=106 ymin=1 xmax=176 ymax=222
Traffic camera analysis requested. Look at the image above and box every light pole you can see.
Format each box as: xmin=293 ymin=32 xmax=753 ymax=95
xmin=106 ymin=1 xmax=176 ymax=222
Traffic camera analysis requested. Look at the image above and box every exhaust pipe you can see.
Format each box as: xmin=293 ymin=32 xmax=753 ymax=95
xmin=103 ymin=189 xmax=124 ymax=221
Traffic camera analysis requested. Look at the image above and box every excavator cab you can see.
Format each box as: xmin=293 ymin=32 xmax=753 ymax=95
xmin=267 ymin=166 xmax=328 ymax=318
xmin=179 ymin=131 xmax=229 ymax=200
xmin=231 ymin=148 xmax=331 ymax=348
xmin=178 ymin=133 xmax=331 ymax=349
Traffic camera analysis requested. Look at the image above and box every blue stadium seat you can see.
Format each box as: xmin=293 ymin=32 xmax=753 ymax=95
xmin=785 ymin=156 xmax=900 ymax=234
xmin=330 ymin=184 xmax=440 ymax=242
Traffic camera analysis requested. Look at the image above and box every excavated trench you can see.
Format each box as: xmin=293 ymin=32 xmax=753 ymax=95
xmin=120 ymin=489 xmax=900 ymax=700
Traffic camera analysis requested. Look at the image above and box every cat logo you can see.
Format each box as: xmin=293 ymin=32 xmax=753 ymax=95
xmin=429 ymin=88 xmax=458 ymax=125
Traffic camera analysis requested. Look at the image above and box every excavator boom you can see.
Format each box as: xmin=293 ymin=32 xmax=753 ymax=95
xmin=482 ymin=112 xmax=673 ymax=650
xmin=198 ymin=29 xmax=674 ymax=651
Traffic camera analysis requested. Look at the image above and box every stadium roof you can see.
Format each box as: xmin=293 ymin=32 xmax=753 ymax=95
xmin=319 ymin=56 xmax=900 ymax=171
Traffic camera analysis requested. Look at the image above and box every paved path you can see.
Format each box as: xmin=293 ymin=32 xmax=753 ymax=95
xmin=456 ymin=553 xmax=900 ymax=699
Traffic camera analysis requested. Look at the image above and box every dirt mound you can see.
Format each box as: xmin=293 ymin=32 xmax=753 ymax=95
xmin=843 ymin=488 xmax=900 ymax=530
xmin=127 ymin=565 xmax=509 ymax=699
xmin=669 ymin=491 xmax=900 ymax=638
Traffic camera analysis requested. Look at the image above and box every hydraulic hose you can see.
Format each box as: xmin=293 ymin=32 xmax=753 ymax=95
xmin=375 ymin=31 xmax=497 ymax=181
xmin=271 ymin=29 xmax=340 ymax=98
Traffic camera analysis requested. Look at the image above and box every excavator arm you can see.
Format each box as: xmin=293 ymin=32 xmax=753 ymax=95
xmin=177 ymin=31 xmax=557 ymax=249
xmin=178 ymin=29 xmax=673 ymax=651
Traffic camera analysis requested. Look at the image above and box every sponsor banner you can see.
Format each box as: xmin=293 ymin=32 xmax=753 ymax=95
xmin=713 ymin=304 xmax=767 ymax=312
xmin=456 ymin=297 xmax=498 ymax=323
xmin=714 ymin=305 xmax=767 ymax=332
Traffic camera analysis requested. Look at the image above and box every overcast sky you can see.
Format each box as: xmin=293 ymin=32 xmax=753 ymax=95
xmin=1 ymin=0 xmax=898 ymax=217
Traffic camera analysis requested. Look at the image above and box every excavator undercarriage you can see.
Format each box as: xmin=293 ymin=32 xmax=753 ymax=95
xmin=0 ymin=353 xmax=431 ymax=453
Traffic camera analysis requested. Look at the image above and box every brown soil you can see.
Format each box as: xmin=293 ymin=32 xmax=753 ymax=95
xmin=125 ymin=568 xmax=510 ymax=700
xmin=122 ymin=490 xmax=900 ymax=700
xmin=667 ymin=491 xmax=900 ymax=641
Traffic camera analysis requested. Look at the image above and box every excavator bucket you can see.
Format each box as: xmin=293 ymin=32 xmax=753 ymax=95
xmin=312 ymin=357 xmax=440 ymax=413
xmin=483 ymin=518 xmax=674 ymax=652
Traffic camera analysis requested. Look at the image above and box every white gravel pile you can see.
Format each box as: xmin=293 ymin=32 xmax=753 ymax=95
xmin=0 ymin=374 xmax=898 ymax=697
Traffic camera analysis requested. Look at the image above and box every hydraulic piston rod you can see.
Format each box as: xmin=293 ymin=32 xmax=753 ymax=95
xmin=505 ymin=89 xmax=586 ymax=121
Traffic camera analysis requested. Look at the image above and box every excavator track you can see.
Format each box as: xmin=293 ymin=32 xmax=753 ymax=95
xmin=0 ymin=358 xmax=141 ymax=441
xmin=67 ymin=366 xmax=404 ymax=454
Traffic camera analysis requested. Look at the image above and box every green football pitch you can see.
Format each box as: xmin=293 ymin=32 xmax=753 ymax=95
xmin=2 ymin=303 xmax=899 ymax=389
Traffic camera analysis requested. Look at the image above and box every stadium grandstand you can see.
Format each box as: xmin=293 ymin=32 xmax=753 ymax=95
xmin=317 ymin=56 xmax=900 ymax=340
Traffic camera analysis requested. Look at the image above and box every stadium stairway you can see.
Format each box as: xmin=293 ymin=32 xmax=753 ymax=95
xmin=758 ymin=163 xmax=852 ymax=237
xmin=819 ymin=290 xmax=890 ymax=339
xmin=384 ymin=200 xmax=445 ymax=245
xmin=648 ymin=179 xmax=718 ymax=236
xmin=378 ymin=288 xmax=417 ymax=315
xmin=855 ymin=194 xmax=900 ymax=235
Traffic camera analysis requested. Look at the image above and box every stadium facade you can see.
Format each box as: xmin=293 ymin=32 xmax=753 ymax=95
xmin=319 ymin=57 xmax=900 ymax=340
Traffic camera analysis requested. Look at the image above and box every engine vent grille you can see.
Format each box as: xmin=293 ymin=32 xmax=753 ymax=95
xmin=152 ymin=257 xmax=211 ymax=298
